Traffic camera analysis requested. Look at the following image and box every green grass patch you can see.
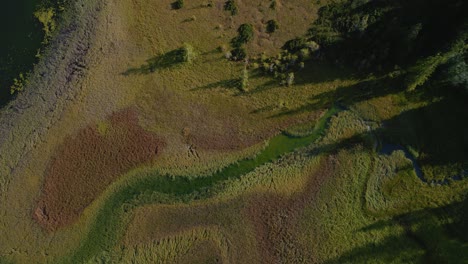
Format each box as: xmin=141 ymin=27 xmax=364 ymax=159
xmin=62 ymin=106 xmax=341 ymax=263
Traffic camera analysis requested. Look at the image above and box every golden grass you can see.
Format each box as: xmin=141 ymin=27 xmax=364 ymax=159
xmin=118 ymin=156 xmax=327 ymax=264
xmin=3 ymin=0 xmax=465 ymax=263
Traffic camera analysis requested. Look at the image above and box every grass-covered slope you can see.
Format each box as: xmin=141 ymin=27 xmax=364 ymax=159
xmin=0 ymin=0 xmax=466 ymax=263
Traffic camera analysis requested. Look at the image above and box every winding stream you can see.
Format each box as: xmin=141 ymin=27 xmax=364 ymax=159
xmin=380 ymin=143 xmax=466 ymax=185
xmin=64 ymin=106 xmax=341 ymax=263
xmin=57 ymin=105 xmax=465 ymax=262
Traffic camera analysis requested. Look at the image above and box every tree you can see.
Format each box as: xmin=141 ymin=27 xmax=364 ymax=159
xmin=172 ymin=0 xmax=184 ymax=9
xmin=224 ymin=0 xmax=238 ymax=15
xmin=240 ymin=67 xmax=249 ymax=91
xmin=282 ymin=37 xmax=307 ymax=52
xmin=181 ymin=43 xmax=195 ymax=63
xmin=231 ymin=47 xmax=247 ymax=61
xmin=231 ymin=24 xmax=254 ymax=48
xmin=445 ymin=55 xmax=468 ymax=91
xmin=266 ymin=20 xmax=279 ymax=33
xmin=237 ymin=24 xmax=254 ymax=43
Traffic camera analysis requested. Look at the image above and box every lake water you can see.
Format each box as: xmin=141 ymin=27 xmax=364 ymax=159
xmin=0 ymin=0 xmax=44 ymax=107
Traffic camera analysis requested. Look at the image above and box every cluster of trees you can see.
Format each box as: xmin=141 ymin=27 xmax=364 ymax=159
xmin=308 ymin=0 xmax=468 ymax=70
xmin=250 ymin=40 xmax=319 ymax=87
xmin=225 ymin=0 xmax=468 ymax=92
xmin=226 ymin=20 xmax=318 ymax=88
xmin=305 ymin=0 xmax=468 ymax=91
xmin=445 ymin=55 xmax=468 ymax=91
xmin=227 ymin=23 xmax=254 ymax=61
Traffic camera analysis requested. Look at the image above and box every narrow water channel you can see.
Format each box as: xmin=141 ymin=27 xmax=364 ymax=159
xmin=65 ymin=106 xmax=341 ymax=263
xmin=380 ymin=143 xmax=466 ymax=185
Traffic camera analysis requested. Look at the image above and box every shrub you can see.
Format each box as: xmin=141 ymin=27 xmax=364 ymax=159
xmin=181 ymin=43 xmax=195 ymax=63
xmin=266 ymin=20 xmax=279 ymax=33
xmin=299 ymin=48 xmax=310 ymax=60
xmin=231 ymin=48 xmax=247 ymax=61
xmin=240 ymin=67 xmax=249 ymax=91
xmin=10 ymin=73 xmax=29 ymax=94
xmin=172 ymin=0 xmax=184 ymax=9
xmin=238 ymin=23 xmax=254 ymax=43
xmin=231 ymin=24 xmax=254 ymax=48
xmin=445 ymin=55 xmax=468 ymax=91
xmin=224 ymin=0 xmax=238 ymax=15
xmin=34 ymin=8 xmax=56 ymax=44
xmin=282 ymin=37 xmax=307 ymax=52
xmin=230 ymin=37 xmax=243 ymax=48
xmin=270 ymin=0 xmax=277 ymax=10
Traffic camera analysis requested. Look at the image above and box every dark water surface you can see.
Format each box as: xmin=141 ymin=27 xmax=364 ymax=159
xmin=380 ymin=143 xmax=466 ymax=185
xmin=0 ymin=0 xmax=44 ymax=107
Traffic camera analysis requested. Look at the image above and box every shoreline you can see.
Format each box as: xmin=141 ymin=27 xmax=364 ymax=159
xmin=0 ymin=0 xmax=105 ymax=205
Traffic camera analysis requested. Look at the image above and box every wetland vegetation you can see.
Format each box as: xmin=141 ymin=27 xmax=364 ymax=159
xmin=0 ymin=0 xmax=466 ymax=263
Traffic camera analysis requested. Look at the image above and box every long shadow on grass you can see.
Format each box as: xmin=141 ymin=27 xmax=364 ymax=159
xmin=270 ymin=75 xmax=404 ymax=118
xmin=63 ymin=96 xmax=467 ymax=262
xmin=190 ymin=78 xmax=240 ymax=91
xmin=293 ymin=60 xmax=355 ymax=85
xmin=305 ymin=96 xmax=468 ymax=184
xmin=244 ymin=79 xmax=280 ymax=95
xmin=381 ymin=96 xmax=468 ymax=181
xmin=123 ymin=49 xmax=187 ymax=75
xmin=324 ymin=200 xmax=468 ymax=264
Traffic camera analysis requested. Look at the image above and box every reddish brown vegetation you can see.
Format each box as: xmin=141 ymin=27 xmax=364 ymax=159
xmin=124 ymin=156 xmax=336 ymax=263
xmin=185 ymin=110 xmax=322 ymax=151
xmin=245 ymin=156 xmax=336 ymax=263
xmin=34 ymin=109 xmax=164 ymax=231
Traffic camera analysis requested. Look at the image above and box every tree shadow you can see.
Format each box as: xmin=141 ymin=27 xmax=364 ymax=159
xmin=249 ymin=104 xmax=281 ymax=114
xmin=244 ymin=79 xmax=279 ymax=95
xmin=122 ymin=49 xmax=187 ymax=75
xmin=190 ymin=78 xmax=240 ymax=91
xmin=308 ymin=0 xmax=468 ymax=73
xmin=301 ymin=96 xmax=468 ymax=182
xmin=382 ymin=97 xmax=468 ymax=170
xmin=294 ymin=60 xmax=355 ymax=85
xmin=324 ymin=199 xmax=468 ymax=264
xmin=270 ymin=75 xmax=403 ymax=118
xmin=307 ymin=134 xmax=372 ymax=157
xmin=292 ymin=109 xmax=467 ymax=262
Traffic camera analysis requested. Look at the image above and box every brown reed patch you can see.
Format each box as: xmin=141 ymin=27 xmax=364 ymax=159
xmin=183 ymin=105 xmax=321 ymax=151
xmin=124 ymin=156 xmax=336 ymax=263
xmin=34 ymin=108 xmax=164 ymax=231
xmin=244 ymin=156 xmax=335 ymax=263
